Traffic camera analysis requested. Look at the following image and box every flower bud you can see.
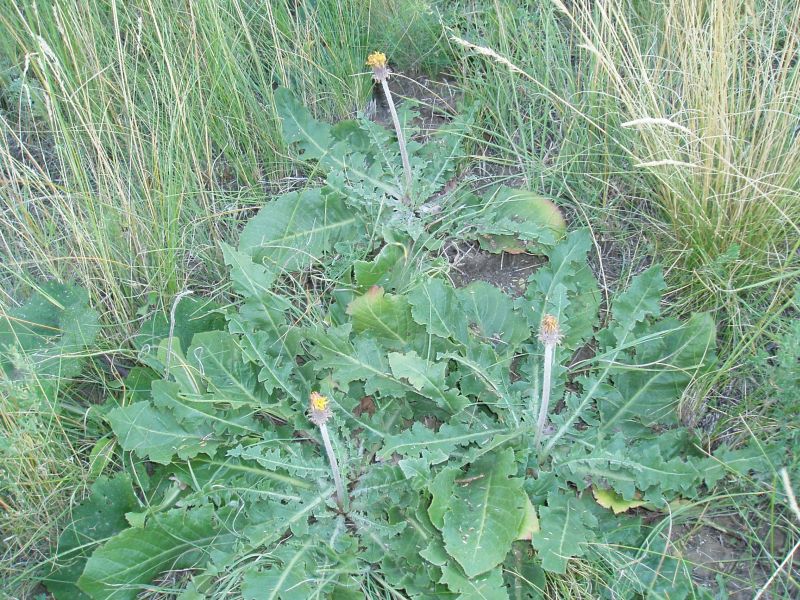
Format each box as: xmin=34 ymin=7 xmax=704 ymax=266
xmin=538 ymin=313 xmax=563 ymax=347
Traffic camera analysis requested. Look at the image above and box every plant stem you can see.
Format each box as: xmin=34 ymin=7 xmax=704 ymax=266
xmin=165 ymin=289 xmax=193 ymax=379
xmin=534 ymin=343 xmax=555 ymax=449
xmin=319 ymin=423 xmax=347 ymax=511
xmin=380 ymin=78 xmax=413 ymax=200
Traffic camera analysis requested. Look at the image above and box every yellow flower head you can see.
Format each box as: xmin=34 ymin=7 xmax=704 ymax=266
xmin=366 ymin=51 xmax=390 ymax=82
xmin=538 ymin=313 xmax=563 ymax=347
xmin=366 ymin=52 xmax=387 ymax=69
xmin=309 ymin=391 xmax=332 ymax=426
xmin=310 ymin=391 xmax=329 ymax=412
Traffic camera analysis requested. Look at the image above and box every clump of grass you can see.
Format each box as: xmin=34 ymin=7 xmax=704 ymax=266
xmin=367 ymin=0 xmax=451 ymax=76
xmin=0 ymin=0 xmax=377 ymax=335
xmin=558 ymin=0 xmax=800 ymax=334
xmin=445 ymin=0 xmax=603 ymax=193
xmin=0 ymin=363 xmax=95 ymax=594
xmin=449 ymin=0 xmax=799 ymax=344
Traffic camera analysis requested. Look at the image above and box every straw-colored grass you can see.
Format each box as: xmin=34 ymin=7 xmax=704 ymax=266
xmin=0 ymin=0 xmax=375 ymax=332
xmin=559 ymin=0 xmax=800 ymax=333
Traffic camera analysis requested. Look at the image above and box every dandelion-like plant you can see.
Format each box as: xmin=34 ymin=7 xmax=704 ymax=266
xmin=367 ymin=51 xmax=412 ymax=201
xmin=535 ymin=314 xmax=562 ymax=449
xmin=308 ymin=392 xmax=347 ymax=510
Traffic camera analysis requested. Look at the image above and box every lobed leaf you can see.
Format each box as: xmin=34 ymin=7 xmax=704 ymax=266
xmin=43 ymin=475 xmax=140 ymax=600
xmin=238 ymin=187 xmax=362 ymax=273
xmin=601 ymin=312 xmax=716 ymax=431
xmin=602 ymin=265 xmax=666 ymax=348
xmin=388 ymin=350 xmax=469 ymax=413
xmin=78 ymin=506 xmax=236 ymax=600
xmin=531 ymin=490 xmax=597 ymax=574
xmin=408 ymin=278 xmax=470 ymax=344
xmin=524 ymin=228 xmax=600 ymax=349
xmin=0 ymin=281 xmax=100 ymax=378
xmin=442 ymin=448 xmax=527 ymax=577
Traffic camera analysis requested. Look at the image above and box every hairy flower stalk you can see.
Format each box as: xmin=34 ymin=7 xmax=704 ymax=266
xmin=308 ymin=392 xmax=347 ymax=510
xmin=535 ymin=314 xmax=563 ymax=449
xmin=367 ymin=51 xmax=412 ymax=200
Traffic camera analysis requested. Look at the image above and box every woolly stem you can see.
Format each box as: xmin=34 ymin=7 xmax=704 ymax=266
xmin=165 ymin=289 xmax=193 ymax=379
xmin=319 ymin=423 xmax=347 ymax=511
xmin=380 ymin=78 xmax=413 ymax=200
xmin=534 ymin=343 xmax=555 ymax=449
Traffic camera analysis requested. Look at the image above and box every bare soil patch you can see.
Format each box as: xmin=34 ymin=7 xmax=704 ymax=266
xmin=445 ymin=241 xmax=545 ymax=296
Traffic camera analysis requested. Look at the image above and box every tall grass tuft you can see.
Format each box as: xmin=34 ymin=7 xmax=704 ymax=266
xmin=450 ymin=0 xmax=799 ymax=341
xmin=559 ymin=0 xmax=800 ymax=334
xmin=0 ymin=0 xmax=375 ymax=334
xmin=0 ymin=364 xmax=99 ymax=594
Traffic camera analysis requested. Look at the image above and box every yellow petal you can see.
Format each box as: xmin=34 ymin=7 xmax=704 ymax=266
xmin=366 ymin=51 xmax=387 ymax=68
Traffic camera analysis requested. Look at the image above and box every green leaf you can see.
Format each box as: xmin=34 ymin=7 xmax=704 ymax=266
xmin=531 ymin=490 xmax=597 ymax=574
xmin=617 ymin=531 xmax=696 ymax=599
xmin=154 ymin=377 xmax=259 ymax=435
xmin=388 ymin=351 xmax=469 ymax=413
xmin=227 ymin=443 xmax=327 ymax=479
xmin=352 ymin=464 xmax=413 ymax=518
xmin=0 ymin=281 xmax=100 ymax=378
xmin=457 ymin=282 xmax=531 ymax=352
xmin=233 ymin=328 xmax=300 ymax=403
xmin=275 ymin=87 xmax=334 ymax=162
xmin=503 ymin=542 xmax=546 ymax=600
xmin=241 ymin=541 xmax=318 ymax=600
xmin=379 ymin=498 xmax=446 ymax=594
xmin=346 ymin=286 xmax=423 ymax=350
xmin=240 ymin=486 xmax=334 ymax=548
xmin=275 ymin=88 xmax=401 ymax=200
xmin=353 ymin=244 xmax=407 ymax=291
xmin=706 ymin=444 xmax=780 ymax=488
xmin=632 ymin=446 xmax=705 ymax=500
xmin=524 ymin=229 xmax=600 ymax=349
xmin=603 ymin=265 xmax=666 ymax=347
xmin=600 ymin=313 xmax=716 ymax=431
xmin=238 ymin=187 xmax=362 ymax=273
xmin=221 ymin=243 xmax=277 ymax=303
xmin=516 ymin=496 xmax=540 ymax=540
xmin=476 ymin=186 xmax=566 ymax=254
xmin=44 ymin=475 xmax=140 ymax=600
xmin=310 ymin=325 xmax=386 ymax=385
xmin=556 ymin=436 xmax=705 ymax=504
xmin=154 ymin=337 xmax=203 ymax=394
xmin=78 ymin=506 xmax=236 ymax=599
xmin=408 ymin=279 xmax=469 ymax=344
xmin=442 ymin=448 xmax=527 ymax=577
xmin=186 ymin=332 xmax=261 ymax=406
xmin=379 ymin=422 xmax=502 ymax=462
xmin=428 ymin=466 xmax=459 ymax=529
xmin=440 ymin=563 xmax=509 ymax=600
xmin=309 ymin=325 xmax=411 ymax=400
xmin=413 ymin=111 xmax=471 ymax=201
xmin=108 ymin=397 xmax=216 ymax=464
xmin=134 ymin=296 xmax=224 ymax=356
